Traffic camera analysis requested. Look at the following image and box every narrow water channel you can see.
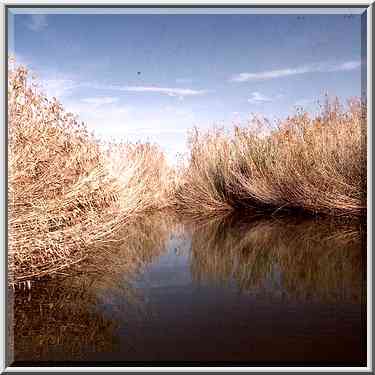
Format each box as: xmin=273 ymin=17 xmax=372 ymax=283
xmin=11 ymin=214 xmax=366 ymax=366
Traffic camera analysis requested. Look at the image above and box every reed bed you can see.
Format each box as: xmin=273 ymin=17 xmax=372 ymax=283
xmin=8 ymin=61 xmax=171 ymax=286
xmin=8 ymin=57 xmax=367 ymax=287
xmin=174 ymin=98 xmax=366 ymax=218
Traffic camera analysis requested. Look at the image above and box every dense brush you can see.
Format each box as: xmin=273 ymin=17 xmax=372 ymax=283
xmin=174 ymin=98 xmax=366 ymax=217
xmin=8 ymin=61 xmax=171 ymax=285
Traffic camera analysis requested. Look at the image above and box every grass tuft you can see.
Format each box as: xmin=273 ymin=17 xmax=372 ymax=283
xmin=174 ymin=98 xmax=366 ymax=217
xmin=8 ymin=60 xmax=171 ymax=285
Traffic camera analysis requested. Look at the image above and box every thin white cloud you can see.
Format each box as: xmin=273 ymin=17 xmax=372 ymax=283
xmin=337 ymin=61 xmax=362 ymax=71
xmin=248 ymin=92 xmax=273 ymax=104
xmin=230 ymin=60 xmax=362 ymax=82
xmin=40 ymin=79 xmax=78 ymax=98
xmin=81 ymin=97 xmax=119 ymax=105
xmin=176 ymin=78 xmax=193 ymax=84
xmin=38 ymin=79 xmax=207 ymax=99
xmin=84 ymin=82 xmax=208 ymax=98
xmin=247 ymin=92 xmax=284 ymax=104
xmin=120 ymin=86 xmax=207 ymax=97
xmin=63 ymin=100 xmax=132 ymax=136
xmin=27 ymin=14 xmax=48 ymax=32
xmin=64 ymin=99 xmax=195 ymax=139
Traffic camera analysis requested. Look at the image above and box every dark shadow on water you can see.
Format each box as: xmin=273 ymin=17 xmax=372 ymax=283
xmin=12 ymin=213 xmax=366 ymax=366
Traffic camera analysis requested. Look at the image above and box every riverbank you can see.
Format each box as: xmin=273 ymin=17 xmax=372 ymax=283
xmin=8 ymin=61 xmax=367 ymax=286
xmin=174 ymin=98 xmax=366 ymax=218
xmin=8 ymin=63 xmax=174 ymax=286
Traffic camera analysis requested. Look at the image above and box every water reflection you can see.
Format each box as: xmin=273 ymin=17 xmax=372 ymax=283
xmin=12 ymin=213 xmax=174 ymax=362
xmin=13 ymin=213 xmax=365 ymax=365
xmin=189 ymin=215 xmax=364 ymax=302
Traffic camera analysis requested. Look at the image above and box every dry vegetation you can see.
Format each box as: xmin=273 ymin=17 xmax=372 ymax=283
xmin=8 ymin=61 xmax=172 ymax=286
xmin=174 ymin=98 xmax=366 ymax=218
xmin=8 ymin=59 xmax=367 ymax=287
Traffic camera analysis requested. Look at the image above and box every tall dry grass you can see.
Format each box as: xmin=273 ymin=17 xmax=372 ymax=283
xmin=174 ymin=98 xmax=366 ymax=217
xmin=8 ymin=61 xmax=171 ymax=285
xmin=8 ymin=57 xmax=367 ymax=286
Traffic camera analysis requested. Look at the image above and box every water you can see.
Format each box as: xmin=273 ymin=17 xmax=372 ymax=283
xmin=11 ymin=214 xmax=366 ymax=366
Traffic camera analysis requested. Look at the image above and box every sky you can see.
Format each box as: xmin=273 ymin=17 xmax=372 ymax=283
xmin=8 ymin=9 xmax=366 ymax=162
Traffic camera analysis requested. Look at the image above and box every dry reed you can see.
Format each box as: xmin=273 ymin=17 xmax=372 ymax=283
xmin=174 ymin=98 xmax=366 ymax=218
xmin=8 ymin=60 xmax=171 ymax=285
xmin=8 ymin=57 xmax=367 ymax=286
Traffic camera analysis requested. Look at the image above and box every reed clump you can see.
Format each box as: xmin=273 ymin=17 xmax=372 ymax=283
xmin=8 ymin=61 xmax=171 ymax=285
xmin=174 ymin=98 xmax=366 ymax=217
xmin=8 ymin=57 xmax=367 ymax=285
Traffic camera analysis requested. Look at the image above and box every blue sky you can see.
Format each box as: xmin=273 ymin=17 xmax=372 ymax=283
xmin=9 ymin=9 xmax=366 ymax=162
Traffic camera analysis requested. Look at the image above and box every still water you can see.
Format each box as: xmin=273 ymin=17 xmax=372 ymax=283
xmin=11 ymin=214 xmax=366 ymax=366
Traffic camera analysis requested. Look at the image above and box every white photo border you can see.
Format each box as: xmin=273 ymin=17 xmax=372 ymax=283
xmin=0 ymin=1 xmax=372 ymax=373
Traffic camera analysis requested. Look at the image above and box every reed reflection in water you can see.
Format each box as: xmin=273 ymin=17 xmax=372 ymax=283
xmin=13 ymin=213 xmax=365 ymax=364
xmin=189 ymin=215 xmax=364 ymax=302
xmin=12 ymin=213 xmax=175 ymax=362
